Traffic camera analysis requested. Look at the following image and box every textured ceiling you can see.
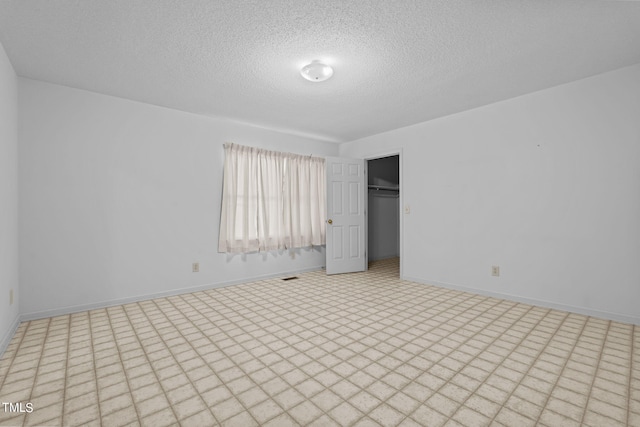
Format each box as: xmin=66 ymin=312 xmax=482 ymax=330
xmin=1 ymin=1 xmax=639 ymax=143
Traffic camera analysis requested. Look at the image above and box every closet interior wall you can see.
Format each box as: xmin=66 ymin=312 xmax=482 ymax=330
xmin=367 ymin=155 xmax=400 ymax=262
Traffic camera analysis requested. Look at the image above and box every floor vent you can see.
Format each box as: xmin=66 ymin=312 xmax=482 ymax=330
xmin=282 ymin=276 xmax=299 ymax=281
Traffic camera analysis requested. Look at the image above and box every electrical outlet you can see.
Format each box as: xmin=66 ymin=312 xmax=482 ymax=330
xmin=10 ymin=289 xmax=14 ymax=305
xmin=192 ymin=262 xmax=199 ymax=273
xmin=492 ymin=266 xmax=500 ymax=277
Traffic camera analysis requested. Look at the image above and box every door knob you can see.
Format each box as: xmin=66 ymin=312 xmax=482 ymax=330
xmin=327 ymin=219 xmax=333 ymax=224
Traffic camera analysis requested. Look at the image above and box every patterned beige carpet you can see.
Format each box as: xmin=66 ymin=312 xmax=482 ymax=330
xmin=0 ymin=258 xmax=638 ymax=426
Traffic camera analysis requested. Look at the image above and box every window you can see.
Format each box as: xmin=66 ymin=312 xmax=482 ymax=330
xmin=218 ymin=143 xmax=326 ymax=253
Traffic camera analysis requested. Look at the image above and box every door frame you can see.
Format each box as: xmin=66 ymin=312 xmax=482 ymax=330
xmin=364 ymin=149 xmax=403 ymax=279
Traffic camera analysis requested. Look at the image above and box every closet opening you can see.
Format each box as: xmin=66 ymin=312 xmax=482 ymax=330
xmin=367 ymin=154 xmax=401 ymax=277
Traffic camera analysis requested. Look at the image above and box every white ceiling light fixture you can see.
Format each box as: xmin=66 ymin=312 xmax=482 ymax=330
xmin=300 ymin=60 xmax=334 ymax=82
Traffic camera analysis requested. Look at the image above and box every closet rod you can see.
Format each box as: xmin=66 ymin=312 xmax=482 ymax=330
xmin=368 ymin=185 xmax=399 ymax=192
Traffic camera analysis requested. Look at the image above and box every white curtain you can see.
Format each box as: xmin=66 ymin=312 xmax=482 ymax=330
xmin=218 ymin=143 xmax=326 ymax=253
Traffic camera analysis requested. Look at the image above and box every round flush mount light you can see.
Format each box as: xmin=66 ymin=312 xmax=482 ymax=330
xmin=300 ymin=60 xmax=333 ymax=82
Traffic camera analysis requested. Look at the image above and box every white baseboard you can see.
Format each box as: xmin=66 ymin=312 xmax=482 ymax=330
xmin=8 ymin=268 xmax=636 ymax=360
xmin=20 ymin=265 xmax=324 ymax=322
xmin=404 ymin=276 xmax=640 ymax=326
xmin=0 ymin=314 xmax=22 ymax=358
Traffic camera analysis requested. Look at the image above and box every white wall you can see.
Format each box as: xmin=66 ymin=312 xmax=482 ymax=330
xmin=341 ymin=64 xmax=640 ymax=324
xmin=18 ymin=78 xmax=338 ymax=319
xmin=0 ymin=41 xmax=19 ymax=352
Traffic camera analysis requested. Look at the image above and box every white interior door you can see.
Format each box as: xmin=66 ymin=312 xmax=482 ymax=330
xmin=326 ymin=157 xmax=366 ymax=275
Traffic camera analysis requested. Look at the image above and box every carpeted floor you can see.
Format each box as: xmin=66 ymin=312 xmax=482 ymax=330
xmin=0 ymin=258 xmax=638 ymax=426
